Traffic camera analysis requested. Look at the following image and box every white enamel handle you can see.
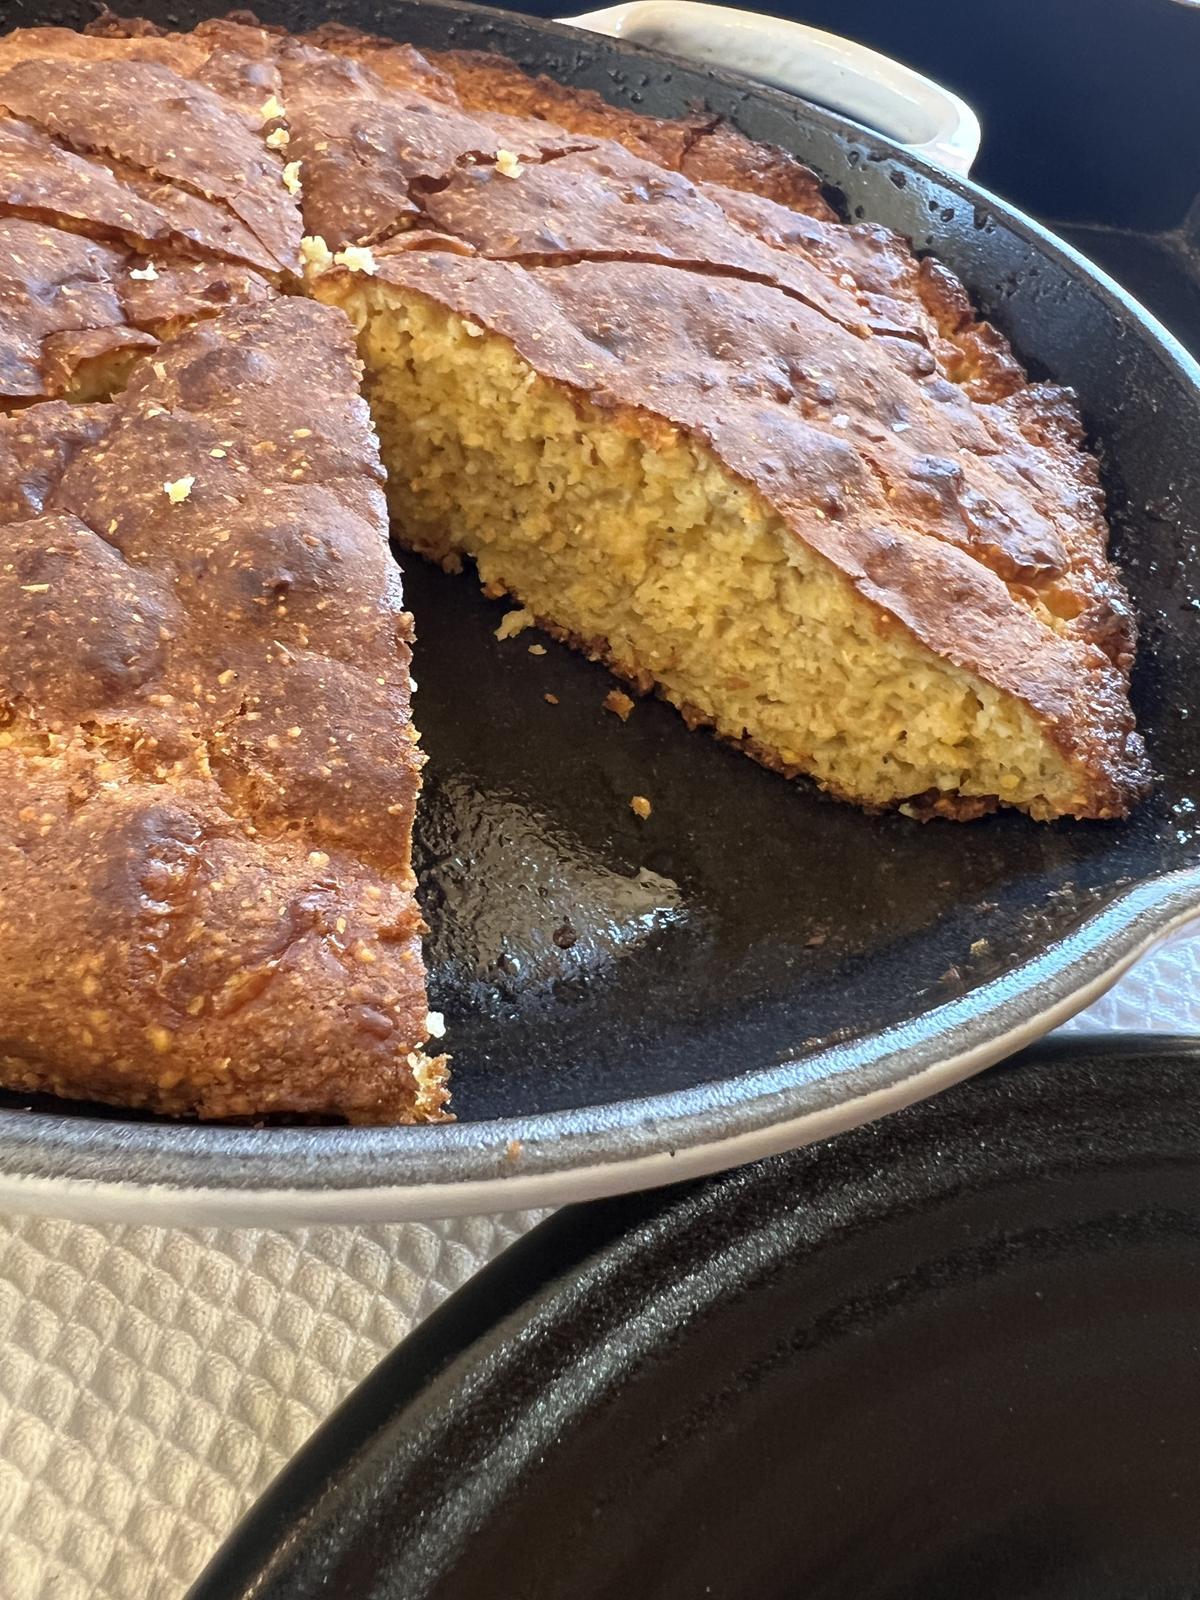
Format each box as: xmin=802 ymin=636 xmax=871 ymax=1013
xmin=558 ymin=0 xmax=981 ymax=176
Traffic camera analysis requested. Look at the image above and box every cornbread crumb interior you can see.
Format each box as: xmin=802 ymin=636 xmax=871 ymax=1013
xmin=334 ymin=283 xmax=1110 ymax=819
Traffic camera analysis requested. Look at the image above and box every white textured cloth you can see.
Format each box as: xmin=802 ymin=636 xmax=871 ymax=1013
xmin=0 ymin=1212 xmax=543 ymax=1600
xmin=0 ymin=936 xmax=1197 ymax=1600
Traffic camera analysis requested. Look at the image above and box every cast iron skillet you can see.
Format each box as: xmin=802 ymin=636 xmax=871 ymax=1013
xmin=188 ymin=1033 xmax=1200 ymax=1600
xmin=2 ymin=0 xmax=1200 ymax=1221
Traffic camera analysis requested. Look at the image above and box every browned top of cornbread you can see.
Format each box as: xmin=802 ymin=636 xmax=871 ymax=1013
xmin=0 ymin=28 xmax=300 ymax=270
xmin=0 ymin=18 xmax=294 ymax=401
xmin=409 ymin=144 xmax=892 ymax=335
xmin=389 ymin=42 xmax=839 ymax=217
xmin=282 ymin=27 xmax=1030 ymax=406
xmin=0 ymin=107 xmax=284 ymax=273
xmin=62 ymin=11 xmax=1021 ymax=403
xmin=0 ymin=214 xmax=271 ymax=402
xmin=0 ymin=297 xmax=445 ymax=1121
xmin=270 ymin=13 xmax=1146 ymax=812
xmin=351 ymin=247 xmax=1146 ymax=813
xmin=279 ymin=46 xmax=591 ymax=252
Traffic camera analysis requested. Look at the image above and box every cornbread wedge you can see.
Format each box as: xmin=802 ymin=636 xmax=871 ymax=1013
xmin=317 ymin=249 xmax=1146 ymax=821
xmin=0 ymin=300 xmax=447 ymax=1121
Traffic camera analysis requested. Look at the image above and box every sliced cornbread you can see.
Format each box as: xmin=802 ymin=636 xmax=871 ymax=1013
xmin=277 ymin=20 xmax=1146 ymax=820
xmin=0 ymin=19 xmax=458 ymax=1119
xmin=316 ymin=246 xmax=1144 ymax=821
xmin=0 ymin=298 xmax=446 ymax=1121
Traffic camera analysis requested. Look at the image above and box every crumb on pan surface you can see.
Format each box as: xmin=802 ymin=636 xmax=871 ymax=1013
xmin=495 ymin=606 xmax=534 ymax=641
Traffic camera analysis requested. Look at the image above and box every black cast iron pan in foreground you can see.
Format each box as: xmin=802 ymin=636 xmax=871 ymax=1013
xmin=2 ymin=0 xmax=1200 ymax=1221
xmin=189 ymin=1033 xmax=1200 ymax=1600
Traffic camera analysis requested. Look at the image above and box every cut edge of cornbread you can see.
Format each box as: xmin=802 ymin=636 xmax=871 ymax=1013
xmin=318 ymin=271 xmax=1141 ymax=822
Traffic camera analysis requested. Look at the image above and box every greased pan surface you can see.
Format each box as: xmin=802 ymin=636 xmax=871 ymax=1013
xmin=0 ymin=0 xmax=1198 ymax=1220
xmin=189 ymin=1034 xmax=1200 ymax=1600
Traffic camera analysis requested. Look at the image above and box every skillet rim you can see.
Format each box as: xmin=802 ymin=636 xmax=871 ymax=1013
xmin=0 ymin=0 xmax=1198 ymax=1220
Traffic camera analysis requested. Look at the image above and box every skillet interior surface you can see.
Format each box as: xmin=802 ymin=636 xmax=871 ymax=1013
xmin=0 ymin=0 xmax=1198 ymax=1196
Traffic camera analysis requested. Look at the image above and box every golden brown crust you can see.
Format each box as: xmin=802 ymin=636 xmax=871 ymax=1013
xmin=296 ymin=20 xmax=459 ymax=98
xmin=402 ymin=143 xmax=876 ymax=335
xmin=431 ymin=46 xmax=837 ymax=218
xmin=677 ymin=120 xmax=836 ymax=218
xmin=0 ymin=215 xmax=271 ymax=403
xmin=293 ymin=27 xmax=836 ymax=219
xmin=350 ymin=249 xmax=1148 ymax=816
xmin=278 ymin=44 xmax=589 ymax=252
xmin=0 ymin=400 xmax=106 ymax=519
xmin=0 ymin=112 xmax=286 ymax=274
xmin=0 ymin=299 xmax=446 ymax=1121
xmin=432 ymin=45 xmax=697 ymax=165
xmin=0 ymin=218 xmax=153 ymax=400
xmin=0 ymin=45 xmax=300 ymax=273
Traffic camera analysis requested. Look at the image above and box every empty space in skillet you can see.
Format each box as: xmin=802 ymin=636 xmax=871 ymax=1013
xmin=0 ymin=0 xmax=1198 ymax=1135
xmin=188 ymin=1036 xmax=1200 ymax=1600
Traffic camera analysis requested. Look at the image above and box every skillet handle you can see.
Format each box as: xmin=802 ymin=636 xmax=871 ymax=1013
xmin=557 ymin=0 xmax=981 ymax=176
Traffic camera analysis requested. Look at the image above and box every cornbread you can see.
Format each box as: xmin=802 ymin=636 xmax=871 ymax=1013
xmin=317 ymin=249 xmax=1144 ymax=820
xmin=0 ymin=297 xmax=446 ymax=1122
xmin=0 ymin=12 xmax=1149 ymax=1119
xmin=292 ymin=19 xmax=1147 ymax=818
